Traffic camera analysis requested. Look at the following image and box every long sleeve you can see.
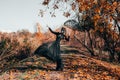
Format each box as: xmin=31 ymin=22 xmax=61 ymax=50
xmin=49 ymin=27 xmax=59 ymax=35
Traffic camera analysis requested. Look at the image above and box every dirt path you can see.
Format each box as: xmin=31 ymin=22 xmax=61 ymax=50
xmin=0 ymin=46 xmax=120 ymax=80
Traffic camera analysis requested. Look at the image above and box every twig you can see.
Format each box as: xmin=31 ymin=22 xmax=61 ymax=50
xmin=0 ymin=48 xmax=8 ymax=58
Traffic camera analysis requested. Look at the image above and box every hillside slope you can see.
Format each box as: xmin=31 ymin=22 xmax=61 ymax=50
xmin=0 ymin=46 xmax=120 ymax=80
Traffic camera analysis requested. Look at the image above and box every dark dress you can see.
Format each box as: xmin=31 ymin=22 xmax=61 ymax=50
xmin=34 ymin=27 xmax=69 ymax=70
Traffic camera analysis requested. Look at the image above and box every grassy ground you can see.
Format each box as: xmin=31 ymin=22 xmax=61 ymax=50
xmin=0 ymin=46 xmax=120 ymax=80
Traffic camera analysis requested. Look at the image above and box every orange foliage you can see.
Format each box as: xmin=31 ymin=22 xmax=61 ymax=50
xmin=77 ymin=0 xmax=120 ymax=42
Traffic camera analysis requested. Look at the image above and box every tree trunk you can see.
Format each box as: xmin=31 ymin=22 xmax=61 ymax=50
xmin=87 ymin=31 xmax=95 ymax=56
xmin=109 ymin=49 xmax=115 ymax=62
xmin=84 ymin=32 xmax=87 ymax=45
xmin=117 ymin=52 xmax=120 ymax=63
xmin=89 ymin=49 xmax=95 ymax=56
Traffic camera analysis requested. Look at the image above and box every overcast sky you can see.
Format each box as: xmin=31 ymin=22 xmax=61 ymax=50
xmin=0 ymin=0 xmax=69 ymax=33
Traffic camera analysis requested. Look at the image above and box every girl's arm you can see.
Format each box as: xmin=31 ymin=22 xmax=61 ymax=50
xmin=49 ymin=27 xmax=59 ymax=35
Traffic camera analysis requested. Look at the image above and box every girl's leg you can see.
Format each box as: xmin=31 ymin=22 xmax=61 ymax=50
xmin=56 ymin=57 xmax=64 ymax=71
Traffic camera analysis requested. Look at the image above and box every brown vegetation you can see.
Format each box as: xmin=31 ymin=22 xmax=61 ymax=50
xmin=0 ymin=27 xmax=120 ymax=79
xmin=0 ymin=0 xmax=120 ymax=79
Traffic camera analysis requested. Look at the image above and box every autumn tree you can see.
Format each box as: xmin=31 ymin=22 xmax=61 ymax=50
xmin=75 ymin=0 xmax=120 ymax=62
xmin=41 ymin=0 xmax=120 ymax=62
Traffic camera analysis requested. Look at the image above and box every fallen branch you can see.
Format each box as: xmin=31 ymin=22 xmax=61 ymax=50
xmin=74 ymin=35 xmax=95 ymax=56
